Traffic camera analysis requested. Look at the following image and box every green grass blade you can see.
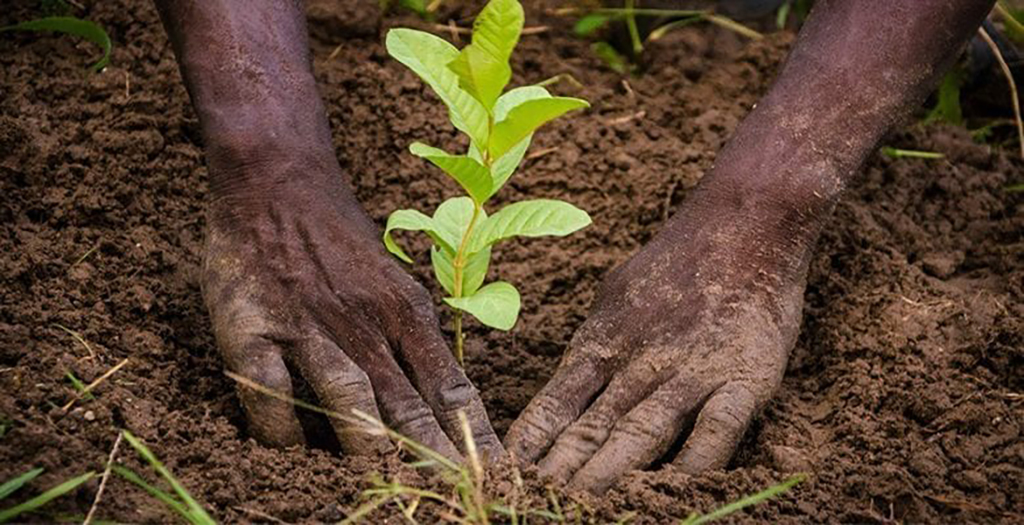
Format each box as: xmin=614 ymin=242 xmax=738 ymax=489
xmin=881 ymin=146 xmax=945 ymax=160
xmin=0 ymin=471 xmax=95 ymax=523
xmin=0 ymin=468 xmax=44 ymax=501
xmin=66 ymin=371 xmax=95 ymax=400
xmin=0 ymin=17 xmax=111 ymax=72
xmin=111 ymin=466 xmax=192 ymax=520
xmin=680 ymin=474 xmax=805 ymax=525
xmin=120 ymin=431 xmax=216 ymax=525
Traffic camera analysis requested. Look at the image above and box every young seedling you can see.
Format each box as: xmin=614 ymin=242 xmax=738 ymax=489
xmin=382 ymin=0 xmax=592 ymax=365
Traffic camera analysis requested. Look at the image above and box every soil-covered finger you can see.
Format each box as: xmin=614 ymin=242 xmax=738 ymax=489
xmin=221 ymin=338 xmax=306 ymax=447
xmin=294 ymin=334 xmax=392 ymax=455
xmin=673 ymin=382 xmax=758 ymax=474
xmin=536 ymin=358 xmax=667 ymax=481
xmin=394 ymin=319 xmax=505 ymax=461
xmin=568 ymin=376 xmax=707 ymax=493
xmin=361 ymin=340 xmax=463 ymax=461
xmin=504 ymin=355 xmax=605 ymax=465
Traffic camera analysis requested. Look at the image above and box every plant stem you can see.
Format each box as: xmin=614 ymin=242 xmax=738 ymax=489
xmin=625 ymin=0 xmax=643 ymax=55
xmin=451 ymin=203 xmax=482 ymax=366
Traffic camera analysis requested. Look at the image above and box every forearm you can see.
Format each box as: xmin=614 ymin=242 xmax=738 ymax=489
xmin=153 ymin=0 xmax=343 ymax=199
xmin=688 ymin=0 xmax=993 ymax=232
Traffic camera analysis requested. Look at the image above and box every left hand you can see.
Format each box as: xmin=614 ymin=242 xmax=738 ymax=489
xmin=505 ymin=186 xmax=813 ymax=493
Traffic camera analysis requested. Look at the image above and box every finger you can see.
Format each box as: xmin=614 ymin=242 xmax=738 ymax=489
xmin=673 ymin=382 xmax=758 ymax=475
xmin=569 ymin=376 xmax=707 ymax=494
xmin=221 ymin=336 xmax=306 ymax=447
xmin=393 ymin=316 xmax=504 ymax=462
xmin=505 ymin=354 xmax=605 ymax=465
xmin=294 ymin=334 xmax=392 ymax=455
xmin=353 ymin=333 xmax=462 ymax=461
xmin=537 ymin=360 xmax=665 ymax=481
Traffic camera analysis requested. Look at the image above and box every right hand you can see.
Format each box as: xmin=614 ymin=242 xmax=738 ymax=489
xmin=201 ymin=151 xmax=503 ymax=461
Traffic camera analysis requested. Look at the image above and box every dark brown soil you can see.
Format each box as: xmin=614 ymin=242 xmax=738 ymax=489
xmin=1 ymin=1 xmax=1022 ymax=523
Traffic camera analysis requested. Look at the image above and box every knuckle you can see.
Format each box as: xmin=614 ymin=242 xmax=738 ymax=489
xmin=390 ymin=397 xmax=436 ymax=433
xmin=509 ymin=394 xmax=572 ymax=447
xmin=321 ymin=367 xmax=373 ymax=405
xmin=437 ymin=378 xmax=479 ymax=413
xmin=613 ymin=415 xmax=665 ymax=444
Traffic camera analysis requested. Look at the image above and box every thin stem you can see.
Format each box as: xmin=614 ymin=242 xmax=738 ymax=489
xmin=625 ymin=0 xmax=643 ymax=55
xmin=451 ymin=203 xmax=482 ymax=366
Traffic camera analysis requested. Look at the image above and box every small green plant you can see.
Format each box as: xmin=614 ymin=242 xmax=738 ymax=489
xmin=1 ymin=16 xmax=111 ymax=72
xmin=564 ymin=4 xmax=761 ymax=74
xmin=113 ymin=430 xmax=216 ymax=525
xmin=382 ymin=0 xmax=592 ymax=364
xmin=0 ymin=468 xmax=96 ymax=523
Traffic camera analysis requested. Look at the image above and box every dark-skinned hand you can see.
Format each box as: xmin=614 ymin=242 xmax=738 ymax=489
xmin=201 ymin=155 xmax=503 ymax=461
xmin=505 ymin=187 xmax=810 ymax=493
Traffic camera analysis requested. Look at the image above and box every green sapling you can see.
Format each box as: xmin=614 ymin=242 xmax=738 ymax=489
xmin=382 ymin=0 xmax=592 ymax=365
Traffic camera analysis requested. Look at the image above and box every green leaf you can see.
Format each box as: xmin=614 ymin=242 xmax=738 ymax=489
xmin=470 ymin=0 xmax=524 ymax=63
xmin=431 ymin=246 xmax=456 ymax=295
xmin=591 ymin=41 xmax=628 ymax=74
xmin=488 ymin=97 xmax=589 ymax=159
xmin=473 ymin=199 xmax=591 ymax=250
xmin=444 ymin=281 xmax=520 ymax=330
xmin=410 ymin=142 xmax=493 ymax=204
xmin=448 ymin=45 xmax=511 ymax=112
xmin=446 ymin=0 xmax=523 ymax=111
xmin=431 ymin=245 xmax=491 ymax=296
xmin=574 ymin=14 xmax=613 ymax=37
xmin=384 ymin=209 xmax=442 ymax=263
xmin=0 ymin=471 xmax=95 ymax=523
xmin=432 ymin=197 xmax=486 ymax=255
xmin=493 ymin=85 xmax=551 ymax=121
xmin=1 ymin=17 xmax=111 ymax=72
xmin=385 ymin=28 xmax=490 ymax=145
xmin=482 ymin=86 xmax=554 ymax=195
xmin=0 ymin=468 xmax=44 ymax=501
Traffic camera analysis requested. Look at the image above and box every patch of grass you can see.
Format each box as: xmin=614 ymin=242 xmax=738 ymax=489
xmin=556 ymin=5 xmax=761 ymax=74
xmin=0 ymin=16 xmax=111 ymax=72
xmin=0 ymin=468 xmax=96 ymax=523
xmin=113 ymin=431 xmax=216 ymax=525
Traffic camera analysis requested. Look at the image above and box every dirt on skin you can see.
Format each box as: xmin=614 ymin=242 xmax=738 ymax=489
xmin=1 ymin=0 xmax=1021 ymax=523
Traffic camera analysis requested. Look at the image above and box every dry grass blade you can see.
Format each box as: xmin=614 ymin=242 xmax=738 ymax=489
xmin=83 ymin=431 xmax=123 ymax=525
xmin=978 ymin=25 xmax=1024 ymax=159
xmin=53 ymin=324 xmax=94 ymax=359
xmin=61 ymin=358 xmax=128 ymax=411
